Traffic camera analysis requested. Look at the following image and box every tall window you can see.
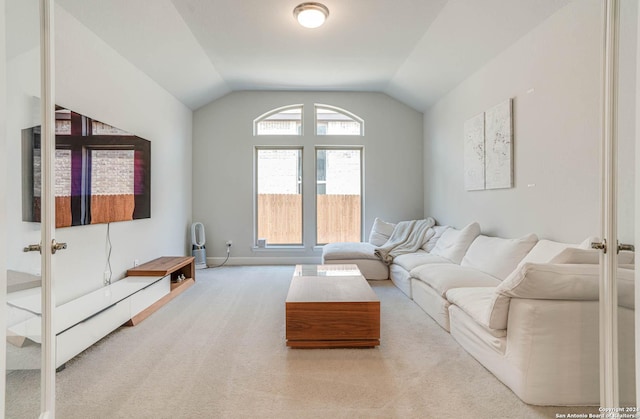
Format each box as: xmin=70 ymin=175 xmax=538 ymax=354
xmin=254 ymin=105 xmax=303 ymax=136
xmin=316 ymin=148 xmax=362 ymax=244
xmin=316 ymin=105 xmax=364 ymax=136
xmin=255 ymin=147 xmax=303 ymax=245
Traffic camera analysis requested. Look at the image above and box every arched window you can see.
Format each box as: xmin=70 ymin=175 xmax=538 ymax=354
xmin=254 ymin=105 xmax=303 ymax=136
xmin=252 ymin=103 xmax=366 ymax=247
xmin=315 ymin=104 xmax=364 ymax=136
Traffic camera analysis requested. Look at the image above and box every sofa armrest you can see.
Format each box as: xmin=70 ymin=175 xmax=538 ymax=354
xmin=479 ymin=263 xmax=634 ymax=330
xmin=498 ymin=263 xmax=600 ymax=301
xmin=498 ymin=262 xmax=634 ymax=308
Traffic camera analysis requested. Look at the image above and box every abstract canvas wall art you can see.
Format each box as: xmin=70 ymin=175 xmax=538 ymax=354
xmin=484 ymin=99 xmax=513 ymax=189
xmin=464 ymin=112 xmax=485 ymax=191
xmin=463 ymin=99 xmax=513 ymax=191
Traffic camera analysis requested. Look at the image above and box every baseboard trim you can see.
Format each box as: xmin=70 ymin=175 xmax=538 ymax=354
xmin=206 ymin=256 xmax=322 ymax=266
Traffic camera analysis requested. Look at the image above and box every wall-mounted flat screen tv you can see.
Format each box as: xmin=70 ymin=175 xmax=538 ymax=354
xmin=22 ymin=107 xmax=151 ymax=228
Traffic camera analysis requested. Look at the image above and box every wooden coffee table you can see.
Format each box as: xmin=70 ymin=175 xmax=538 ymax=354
xmin=285 ymin=264 xmax=380 ymax=348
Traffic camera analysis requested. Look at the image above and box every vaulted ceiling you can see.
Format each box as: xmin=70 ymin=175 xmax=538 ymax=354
xmin=54 ymin=0 xmax=571 ymax=111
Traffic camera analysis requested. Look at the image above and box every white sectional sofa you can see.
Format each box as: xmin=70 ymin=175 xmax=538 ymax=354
xmin=321 ymin=219 xmax=636 ymax=406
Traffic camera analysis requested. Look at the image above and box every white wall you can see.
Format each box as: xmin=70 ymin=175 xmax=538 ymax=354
xmin=636 ymin=0 xmax=640 ymax=405
xmin=193 ymin=91 xmax=423 ymax=263
xmin=5 ymin=5 xmax=193 ymax=304
xmin=0 ymin=0 xmax=7 ymax=413
xmin=424 ymin=0 xmax=603 ymax=242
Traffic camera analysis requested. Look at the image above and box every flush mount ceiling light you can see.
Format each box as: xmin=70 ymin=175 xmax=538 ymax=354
xmin=293 ymin=2 xmax=329 ymax=29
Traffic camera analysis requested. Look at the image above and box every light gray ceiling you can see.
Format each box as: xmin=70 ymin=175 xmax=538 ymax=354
xmin=55 ymin=0 xmax=572 ymax=111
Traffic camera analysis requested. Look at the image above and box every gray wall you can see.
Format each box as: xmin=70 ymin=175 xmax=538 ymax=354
xmin=423 ymin=0 xmax=606 ymax=243
xmin=193 ymin=91 xmax=423 ymax=264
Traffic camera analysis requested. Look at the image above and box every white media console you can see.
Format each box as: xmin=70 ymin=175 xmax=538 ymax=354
xmin=6 ymin=256 xmax=195 ymax=369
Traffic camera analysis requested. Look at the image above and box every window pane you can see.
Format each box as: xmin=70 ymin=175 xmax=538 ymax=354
xmin=55 ymin=109 xmax=71 ymax=135
xmin=29 ymin=145 xmax=74 ymax=227
xmin=316 ymin=107 xmax=362 ymax=136
xmin=90 ymin=149 xmax=136 ymax=224
xmin=92 ymin=121 xmax=133 ymax=136
xmin=256 ymin=149 xmax=302 ymax=245
xmin=316 ymin=149 xmax=361 ymax=244
xmin=255 ymin=107 xmax=302 ymax=136
xmin=54 ymin=149 xmax=72 ymax=227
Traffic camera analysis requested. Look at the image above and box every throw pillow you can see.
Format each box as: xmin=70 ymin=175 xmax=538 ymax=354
xmin=422 ymin=225 xmax=449 ymax=252
xmin=430 ymin=222 xmax=481 ymax=264
xmin=461 ymin=233 xmax=538 ymax=280
xmin=368 ymin=218 xmax=396 ymax=246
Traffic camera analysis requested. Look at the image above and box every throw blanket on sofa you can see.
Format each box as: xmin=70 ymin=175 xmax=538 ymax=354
xmin=374 ymin=218 xmax=435 ymax=265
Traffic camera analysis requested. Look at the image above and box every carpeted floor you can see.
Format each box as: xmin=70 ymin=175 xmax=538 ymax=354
xmin=6 ymin=266 xmax=601 ymax=418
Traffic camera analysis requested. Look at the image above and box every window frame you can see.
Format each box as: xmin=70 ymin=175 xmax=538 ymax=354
xmin=254 ymin=146 xmax=304 ymax=247
xmin=315 ymin=104 xmax=365 ymax=136
xmin=253 ymin=104 xmax=304 ymax=136
xmin=314 ymin=146 xmax=364 ymax=246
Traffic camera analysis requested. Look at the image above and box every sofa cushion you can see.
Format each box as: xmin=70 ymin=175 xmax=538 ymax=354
xmin=410 ymin=264 xmax=501 ymax=297
xmin=550 ymin=247 xmax=635 ymax=265
xmin=517 ymin=239 xmax=576 ymax=266
xmin=368 ymin=218 xmax=396 ymax=247
xmin=460 ymin=233 xmax=538 ymax=280
xmin=393 ymin=251 xmax=452 ymax=271
xmin=421 ymin=225 xmax=449 ymax=252
xmin=430 ymin=222 xmax=481 ymax=264
xmin=444 ymin=287 xmax=506 ymax=336
xmin=549 ymin=248 xmax=598 ymax=264
xmin=322 ymin=242 xmax=379 ymax=261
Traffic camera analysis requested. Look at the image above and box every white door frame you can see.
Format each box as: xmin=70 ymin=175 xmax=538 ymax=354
xmin=0 ymin=0 xmax=7 ymax=415
xmin=636 ymin=0 xmax=640 ymax=407
xmin=1 ymin=0 xmax=56 ymax=416
xmin=600 ymin=0 xmax=621 ymax=408
xmin=39 ymin=0 xmax=56 ymax=416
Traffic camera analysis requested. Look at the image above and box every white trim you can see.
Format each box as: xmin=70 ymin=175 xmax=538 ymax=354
xmin=207 ymin=256 xmax=322 ymax=266
xmin=251 ymin=246 xmax=310 ymax=252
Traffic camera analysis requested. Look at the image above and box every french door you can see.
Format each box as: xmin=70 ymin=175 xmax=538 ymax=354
xmin=3 ymin=0 xmax=56 ymax=417
xmin=597 ymin=0 xmax=638 ymax=408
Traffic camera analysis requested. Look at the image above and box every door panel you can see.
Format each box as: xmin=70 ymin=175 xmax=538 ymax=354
xmin=600 ymin=0 xmax=637 ymax=408
xmin=4 ymin=0 xmax=43 ymax=416
xmin=616 ymin=0 xmax=637 ymax=407
xmin=3 ymin=0 xmax=56 ymax=417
